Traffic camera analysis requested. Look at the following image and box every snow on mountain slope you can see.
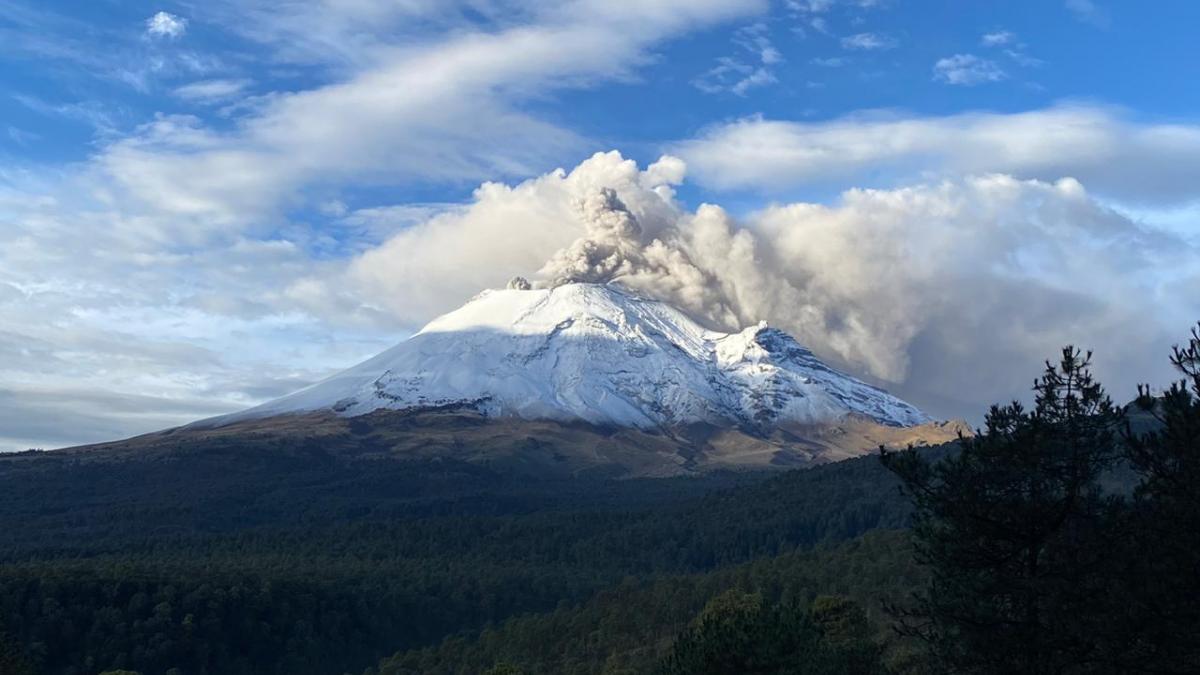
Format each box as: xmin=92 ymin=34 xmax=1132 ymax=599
xmin=215 ymin=283 xmax=931 ymax=430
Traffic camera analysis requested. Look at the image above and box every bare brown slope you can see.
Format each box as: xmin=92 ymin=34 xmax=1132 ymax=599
xmin=43 ymin=407 xmax=969 ymax=478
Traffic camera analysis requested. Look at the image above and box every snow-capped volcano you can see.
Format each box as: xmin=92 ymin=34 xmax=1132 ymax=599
xmin=218 ymin=283 xmax=931 ymax=431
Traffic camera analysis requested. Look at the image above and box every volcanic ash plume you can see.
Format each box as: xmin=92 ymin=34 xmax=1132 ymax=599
xmin=536 ymin=188 xmax=643 ymax=287
xmin=534 ymin=187 xmax=753 ymax=331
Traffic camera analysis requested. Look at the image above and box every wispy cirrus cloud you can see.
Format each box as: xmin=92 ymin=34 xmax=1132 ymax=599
xmin=786 ymin=0 xmax=887 ymax=38
xmin=840 ymin=32 xmax=896 ymax=50
xmin=12 ymin=94 xmax=124 ymax=135
xmin=102 ymin=0 xmax=764 ymax=225
xmin=1066 ymin=0 xmax=1110 ymax=28
xmin=979 ymin=29 xmax=1043 ymax=68
xmin=1 ymin=3 xmax=215 ymax=93
xmin=980 ymin=30 xmax=1015 ymax=47
xmin=6 ymin=126 xmax=40 ymax=146
xmin=933 ymin=53 xmax=1006 ymax=85
xmin=694 ymin=23 xmax=782 ymax=96
xmin=172 ymin=78 xmax=251 ymax=103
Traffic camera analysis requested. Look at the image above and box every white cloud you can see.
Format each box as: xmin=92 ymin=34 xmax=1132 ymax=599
xmin=672 ymin=105 xmax=1200 ymax=206
xmin=810 ymin=56 xmax=847 ymax=66
xmin=787 ymin=0 xmax=835 ymax=11
xmin=1066 ymin=0 xmax=1110 ymax=27
xmin=980 ymin=30 xmax=1015 ymax=46
xmin=1004 ymin=48 xmax=1044 ymax=68
xmin=0 ymin=206 xmax=384 ymax=450
xmin=979 ymin=30 xmax=1042 ymax=68
xmin=198 ymin=0 xmax=488 ymax=67
xmin=145 ymin=11 xmax=187 ymax=39
xmin=787 ymin=0 xmax=884 ymax=14
xmin=840 ymin=32 xmax=896 ymax=50
xmin=808 ymin=16 xmax=830 ymax=34
xmin=0 ymin=162 xmax=399 ymax=451
xmin=172 ymin=78 xmax=251 ymax=103
xmin=736 ymin=22 xmax=782 ymax=64
xmin=694 ymin=22 xmax=781 ymax=96
xmin=730 ymin=68 xmax=777 ymax=95
xmin=933 ymin=53 xmax=1006 ymax=85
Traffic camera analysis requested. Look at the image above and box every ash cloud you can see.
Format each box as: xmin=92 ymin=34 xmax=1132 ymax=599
xmin=529 ymin=168 xmax=787 ymax=336
xmin=324 ymin=151 xmax=1197 ymax=421
xmin=537 ymin=188 xmax=645 ymax=287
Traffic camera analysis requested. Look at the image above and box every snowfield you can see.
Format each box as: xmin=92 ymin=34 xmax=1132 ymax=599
xmin=214 ymin=283 xmax=931 ymax=430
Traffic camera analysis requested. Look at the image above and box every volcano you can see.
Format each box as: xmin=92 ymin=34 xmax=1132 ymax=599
xmin=216 ymin=282 xmax=930 ymax=430
xmin=136 ymin=282 xmax=964 ymax=476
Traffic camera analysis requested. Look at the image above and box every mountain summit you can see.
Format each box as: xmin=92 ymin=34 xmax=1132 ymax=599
xmin=216 ymin=283 xmax=930 ymax=431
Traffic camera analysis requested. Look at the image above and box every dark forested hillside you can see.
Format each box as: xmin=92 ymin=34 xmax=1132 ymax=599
xmin=372 ymin=529 xmax=921 ymax=675
xmin=0 ymin=438 xmax=933 ymax=675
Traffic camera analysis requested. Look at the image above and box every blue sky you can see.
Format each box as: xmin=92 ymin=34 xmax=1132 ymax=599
xmin=2 ymin=0 xmax=1199 ymax=450
xmin=7 ymin=1 xmax=1200 ymax=164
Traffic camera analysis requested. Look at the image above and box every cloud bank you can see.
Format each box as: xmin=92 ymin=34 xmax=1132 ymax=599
xmin=674 ymin=105 xmax=1200 ymax=205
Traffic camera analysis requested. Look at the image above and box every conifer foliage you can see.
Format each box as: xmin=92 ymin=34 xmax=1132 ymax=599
xmin=654 ymin=591 xmax=884 ymax=675
xmin=1121 ymin=324 xmax=1200 ymax=671
xmin=883 ymin=335 xmax=1200 ymax=674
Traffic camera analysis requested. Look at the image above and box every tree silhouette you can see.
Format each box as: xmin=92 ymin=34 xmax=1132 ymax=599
xmin=1120 ymin=323 xmax=1200 ymax=672
xmin=881 ymin=348 xmax=1123 ymax=674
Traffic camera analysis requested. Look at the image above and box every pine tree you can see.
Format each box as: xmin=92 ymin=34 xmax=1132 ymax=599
xmin=1119 ymin=324 xmax=1200 ymax=672
xmin=655 ymin=591 xmax=885 ymax=675
xmin=881 ymin=347 xmax=1123 ymax=674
